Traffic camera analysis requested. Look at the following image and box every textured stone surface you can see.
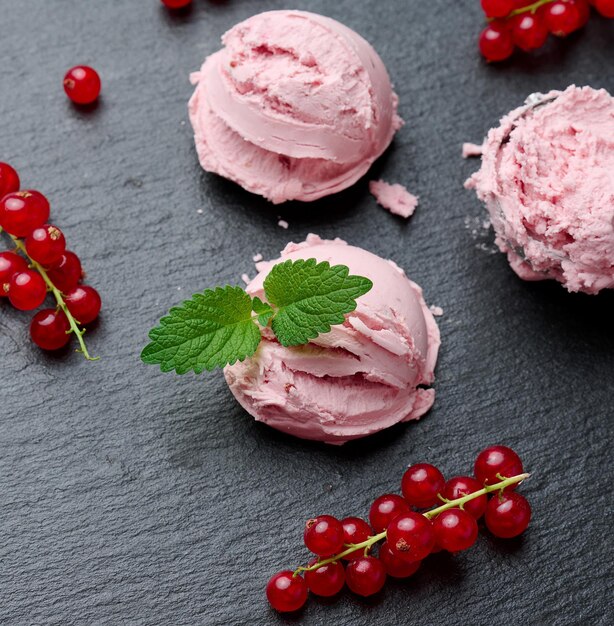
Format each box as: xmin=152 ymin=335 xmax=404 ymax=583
xmin=0 ymin=1 xmax=612 ymax=625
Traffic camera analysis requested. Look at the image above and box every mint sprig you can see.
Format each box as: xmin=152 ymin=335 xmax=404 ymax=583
xmin=141 ymin=259 xmax=373 ymax=374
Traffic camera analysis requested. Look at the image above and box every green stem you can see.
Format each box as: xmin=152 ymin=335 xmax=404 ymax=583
xmin=509 ymin=0 xmax=554 ymax=17
xmin=1 ymin=227 xmax=99 ymax=361
xmin=488 ymin=0 xmax=555 ymax=21
xmin=293 ymin=472 xmax=529 ymax=576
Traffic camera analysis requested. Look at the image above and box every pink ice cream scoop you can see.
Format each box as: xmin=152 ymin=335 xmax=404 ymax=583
xmin=188 ymin=10 xmax=402 ymax=204
xmin=466 ymin=85 xmax=614 ymax=295
xmin=224 ymin=235 xmax=440 ymax=445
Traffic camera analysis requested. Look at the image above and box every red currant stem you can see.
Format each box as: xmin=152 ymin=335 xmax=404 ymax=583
xmin=292 ymin=472 xmax=529 ymax=576
xmin=488 ymin=0 xmax=555 ymax=21
xmin=0 ymin=228 xmax=99 ymax=361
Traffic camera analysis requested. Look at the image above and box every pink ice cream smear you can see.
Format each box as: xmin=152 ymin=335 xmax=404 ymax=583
xmin=465 ymin=86 xmax=614 ymax=294
xmin=224 ymin=235 xmax=440 ymax=445
xmin=188 ymin=11 xmax=402 ymax=204
xmin=369 ymin=180 xmax=419 ymax=218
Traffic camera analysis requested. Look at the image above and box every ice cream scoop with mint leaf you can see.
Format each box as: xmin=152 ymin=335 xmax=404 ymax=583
xmin=142 ymin=235 xmax=440 ymax=444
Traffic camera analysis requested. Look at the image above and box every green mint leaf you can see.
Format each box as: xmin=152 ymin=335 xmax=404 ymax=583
xmin=141 ymin=286 xmax=261 ymax=374
xmin=263 ymin=259 xmax=373 ymax=347
xmin=252 ymin=296 xmax=274 ymax=327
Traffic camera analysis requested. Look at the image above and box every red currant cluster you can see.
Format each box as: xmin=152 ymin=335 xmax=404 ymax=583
xmin=266 ymin=445 xmax=531 ymax=613
xmin=479 ymin=0 xmax=614 ymax=62
xmin=0 ymin=162 xmax=101 ymax=358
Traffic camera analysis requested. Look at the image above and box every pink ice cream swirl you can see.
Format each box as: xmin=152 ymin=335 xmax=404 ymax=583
xmin=188 ymin=10 xmax=403 ymax=204
xmin=466 ymin=85 xmax=614 ymax=295
xmin=224 ymin=235 xmax=440 ymax=445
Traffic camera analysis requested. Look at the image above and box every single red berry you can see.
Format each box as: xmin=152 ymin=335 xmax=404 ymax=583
xmin=0 ymin=190 xmax=50 ymax=237
xmin=0 ymin=251 xmax=28 ymax=297
xmin=485 ymin=492 xmax=532 ymax=538
xmin=481 ymin=0 xmax=515 ymax=18
xmin=0 ymin=163 xmax=20 ymax=198
xmin=345 ymin=556 xmax=386 ymax=597
xmin=304 ymin=559 xmax=345 ymax=597
xmin=379 ymin=542 xmax=421 ymax=578
xmin=25 ymin=224 xmax=66 ymax=266
xmin=401 ymin=463 xmax=445 ymax=508
xmin=304 ymin=515 xmax=344 ymax=557
xmin=433 ymin=508 xmax=479 ymax=553
xmin=474 ymin=445 xmax=524 ymax=489
xmin=46 ymin=251 xmax=83 ymax=292
xmin=369 ymin=494 xmax=411 ymax=533
xmin=544 ymin=1 xmax=583 ymax=35
xmin=479 ymin=23 xmax=515 ymax=61
xmin=595 ymin=0 xmax=614 ymax=17
xmin=161 ymin=0 xmax=192 ymax=8
xmin=511 ymin=13 xmax=549 ymax=50
xmin=64 ymin=285 xmax=101 ymax=324
xmin=30 ymin=308 xmax=71 ymax=350
xmin=340 ymin=517 xmax=373 ymax=560
xmin=386 ymin=513 xmax=435 ymax=562
xmin=8 ymin=270 xmax=47 ymax=310
xmin=63 ymin=66 xmax=101 ymax=105
xmin=266 ymin=571 xmax=308 ymax=613
xmin=442 ymin=476 xmax=488 ymax=519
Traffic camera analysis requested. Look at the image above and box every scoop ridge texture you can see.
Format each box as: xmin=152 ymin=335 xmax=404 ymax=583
xmin=466 ymin=86 xmax=614 ymax=294
xmin=224 ymin=235 xmax=440 ymax=445
xmin=189 ymin=10 xmax=402 ymax=204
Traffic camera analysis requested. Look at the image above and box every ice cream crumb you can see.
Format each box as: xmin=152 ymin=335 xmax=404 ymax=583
xmin=429 ymin=305 xmax=444 ymax=317
xmin=369 ymin=180 xmax=418 ymax=219
xmin=252 ymin=253 xmax=263 ymax=263
xmin=278 ymin=219 xmax=289 ymax=229
xmin=241 ymin=273 xmax=251 ymax=285
xmin=462 ymin=142 xmax=483 ymax=158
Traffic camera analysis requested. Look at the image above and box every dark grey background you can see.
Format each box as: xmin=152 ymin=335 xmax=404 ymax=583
xmin=1 ymin=1 xmax=612 ymax=624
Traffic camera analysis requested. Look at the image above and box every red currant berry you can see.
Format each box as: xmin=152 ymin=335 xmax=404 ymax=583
xmin=304 ymin=558 xmax=345 ymax=597
xmin=485 ymin=492 xmax=532 ymax=538
xmin=574 ymin=0 xmax=591 ymax=25
xmin=433 ymin=508 xmax=479 ymax=553
xmin=63 ymin=66 xmax=101 ymax=105
xmin=161 ymin=0 xmax=192 ymax=8
xmin=595 ymin=0 xmax=614 ymax=17
xmin=64 ymin=285 xmax=101 ymax=324
xmin=341 ymin=517 xmax=372 ymax=560
xmin=369 ymin=494 xmax=410 ymax=533
xmin=401 ymin=463 xmax=445 ymax=508
xmin=479 ymin=23 xmax=515 ymax=62
xmin=304 ymin=515 xmax=344 ymax=557
xmin=0 ymin=190 xmax=50 ymax=237
xmin=474 ymin=445 xmax=524 ymax=489
xmin=345 ymin=556 xmax=386 ymax=597
xmin=442 ymin=476 xmax=488 ymax=519
xmin=8 ymin=270 xmax=47 ymax=310
xmin=379 ymin=542 xmax=421 ymax=578
xmin=386 ymin=513 xmax=435 ymax=562
xmin=30 ymin=308 xmax=71 ymax=350
xmin=544 ymin=1 xmax=583 ymax=35
xmin=0 ymin=251 xmax=28 ymax=297
xmin=46 ymin=251 xmax=83 ymax=292
xmin=25 ymin=225 xmax=66 ymax=266
xmin=511 ymin=13 xmax=549 ymax=50
xmin=0 ymin=163 xmax=20 ymax=198
xmin=481 ymin=0 xmax=515 ymax=18
xmin=266 ymin=571 xmax=308 ymax=613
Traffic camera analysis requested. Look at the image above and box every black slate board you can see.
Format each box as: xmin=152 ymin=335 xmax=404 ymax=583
xmin=1 ymin=1 xmax=613 ymax=625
